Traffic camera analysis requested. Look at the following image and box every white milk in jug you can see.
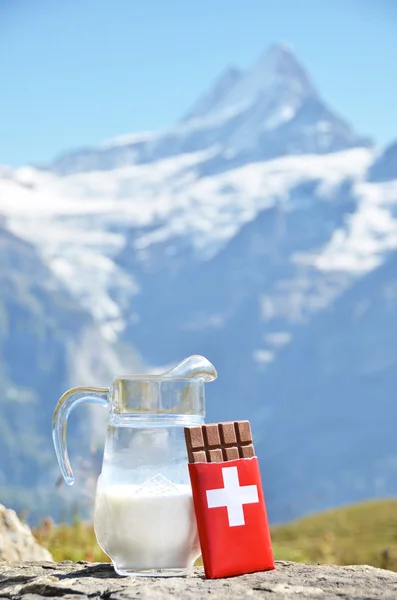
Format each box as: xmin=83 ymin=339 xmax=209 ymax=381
xmin=94 ymin=475 xmax=200 ymax=574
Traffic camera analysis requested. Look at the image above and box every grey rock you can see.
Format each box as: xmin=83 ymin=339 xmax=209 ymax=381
xmin=1 ymin=561 xmax=397 ymax=599
xmin=0 ymin=505 xmax=53 ymax=562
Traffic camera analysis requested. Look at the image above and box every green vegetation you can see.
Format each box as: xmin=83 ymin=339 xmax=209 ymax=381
xmin=34 ymin=517 xmax=109 ymax=563
xmin=271 ymin=499 xmax=397 ymax=570
xmin=33 ymin=499 xmax=397 ymax=570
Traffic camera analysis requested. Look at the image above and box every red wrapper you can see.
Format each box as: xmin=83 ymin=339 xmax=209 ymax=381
xmin=188 ymin=456 xmax=274 ymax=579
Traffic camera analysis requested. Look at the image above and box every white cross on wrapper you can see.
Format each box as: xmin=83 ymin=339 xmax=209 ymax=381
xmin=206 ymin=466 xmax=259 ymax=527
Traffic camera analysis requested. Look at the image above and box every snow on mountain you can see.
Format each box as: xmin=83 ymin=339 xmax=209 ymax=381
xmin=312 ymin=178 xmax=397 ymax=273
xmin=1 ymin=147 xmax=378 ymax=342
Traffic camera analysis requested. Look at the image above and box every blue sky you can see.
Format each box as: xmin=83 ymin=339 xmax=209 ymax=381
xmin=0 ymin=0 xmax=396 ymax=166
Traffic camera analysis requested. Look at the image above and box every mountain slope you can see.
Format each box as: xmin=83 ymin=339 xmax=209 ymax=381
xmin=0 ymin=223 xmax=143 ymax=518
xmin=255 ymin=251 xmax=397 ymax=522
xmin=0 ymin=225 xmax=87 ymax=490
xmin=368 ymin=139 xmax=397 ymax=182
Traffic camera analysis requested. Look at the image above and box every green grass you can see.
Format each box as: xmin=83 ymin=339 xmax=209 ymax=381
xmin=34 ymin=517 xmax=109 ymax=563
xmin=34 ymin=499 xmax=397 ymax=570
xmin=271 ymin=499 xmax=397 ymax=570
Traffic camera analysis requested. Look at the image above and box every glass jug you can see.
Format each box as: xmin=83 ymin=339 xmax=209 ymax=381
xmin=52 ymin=355 xmax=217 ymax=577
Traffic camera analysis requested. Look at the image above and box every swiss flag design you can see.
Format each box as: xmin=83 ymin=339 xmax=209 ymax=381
xmin=189 ymin=457 xmax=275 ymax=579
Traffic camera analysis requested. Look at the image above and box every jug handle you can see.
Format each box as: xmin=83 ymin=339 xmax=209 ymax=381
xmin=52 ymin=386 xmax=110 ymax=486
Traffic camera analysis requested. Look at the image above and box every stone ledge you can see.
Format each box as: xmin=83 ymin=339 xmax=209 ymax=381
xmin=1 ymin=560 xmax=397 ymax=599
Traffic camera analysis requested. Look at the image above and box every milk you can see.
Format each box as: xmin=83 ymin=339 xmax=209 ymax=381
xmin=94 ymin=478 xmax=200 ymax=572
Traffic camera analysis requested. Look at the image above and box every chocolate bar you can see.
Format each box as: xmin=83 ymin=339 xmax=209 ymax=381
xmin=184 ymin=421 xmax=255 ymax=463
xmin=185 ymin=420 xmax=274 ymax=579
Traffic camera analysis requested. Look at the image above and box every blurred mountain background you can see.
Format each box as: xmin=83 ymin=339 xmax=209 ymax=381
xmin=0 ymin=1 xmax=397 ymax=526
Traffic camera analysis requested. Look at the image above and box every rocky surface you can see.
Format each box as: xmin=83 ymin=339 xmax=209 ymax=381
xmin=0 ymin=505 xmax=53 ymax=562
xmin=1 ymin=561 xmax=397 ymax=599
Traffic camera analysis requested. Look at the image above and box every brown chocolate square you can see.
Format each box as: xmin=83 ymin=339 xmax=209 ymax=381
xmin=203 ymin=424 xmax=221 ymax=447
xmin=239 ymin=444 xmax=255 ymax=459
xmin=185 ymin=426 xmax=205 ymax=449
xmin=192 ymin=450 xmax=207 ymax=463
xmin=219 ymin=422 xmax=237 ymax=446
xmin=223 ymin=446 xmax=239 ymax=461
xmin=208 ymin=448 xmax=223 ymax=462
xmin=235 ymin=420 xmax=252 ymax=444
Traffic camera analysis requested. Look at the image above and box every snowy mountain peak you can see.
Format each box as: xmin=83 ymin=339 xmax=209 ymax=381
xmin=49 ymin=43 xmax=370 ymax=176
xmin=184 ymin=43 xmax=315 ymax=124
xmin=256 ymin=42 xmax=314 ymax=91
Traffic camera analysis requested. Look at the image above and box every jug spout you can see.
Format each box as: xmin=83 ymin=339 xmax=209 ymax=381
xmin=162 ymin=355 xmax=217 ymax=382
